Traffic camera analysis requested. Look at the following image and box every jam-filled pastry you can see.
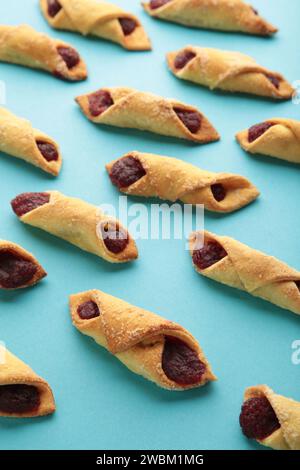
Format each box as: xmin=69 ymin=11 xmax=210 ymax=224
xmin=11 ymin=191 xmax=138 ymax=263
xmin=70 ymin=289 xmax=216 ymax=390
xmin=0 ymin=24 xmax=87 ymax=81
xmin=190 ymin=230 xmax=300 ymax=315
xmin=236 ymin=118 xmax=300 ymax=164
xmin=76 ymin=87 xmax=219 ymax=143
xmin=143 ymin=0 xmax=277 ymax=36
xmin=0 ymin=240 xmax=46 ymax=290
xmin=0 ymin=347 xmax=55 ymax=418
xmin=40 ymin=0 xmax=151 ymax=51
xmin=0 ymin=107 xmax=62 ymax=176
xmin=167 ymin=46 xmax=294 ymax=100
xmin=240 ymin=385 xmax=300 ymax=450
xmin=106 ymin=151 xmax=259 ymax=213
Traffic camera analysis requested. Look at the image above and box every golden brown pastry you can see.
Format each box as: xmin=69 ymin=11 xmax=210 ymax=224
xmin=143 ymin=0 xmax=277 ymax=36
xmin=40 ymin=0 xmax=151 ymax=50
xmin=106 ymin=151 xmax=259 ymax=213
xmin=236 ymin=118 xmax=300 ymax=164
xmin=0 ymin=107 xmax=62 ymax=176
xmin=0 ymin=240 xmax=46 ymax=290
xmin=167 ymin=46 xmax=294 ymax=100
xmin=190 ymin=230 xmax=300 ymax=315
xmin=0 ymin=24 xmax=87 ymax=81
xmin=76 ymin=87 xmax=219 ymax=143
xmin=11 ymin=191 xmax=138 ymax=263
xmin=0 ymin=347 xmax=55 ymax=418
xmin=70 ymin=289 xmax=216 ymax=390
xmin=240 ymin=385 xmax=300 ymax=450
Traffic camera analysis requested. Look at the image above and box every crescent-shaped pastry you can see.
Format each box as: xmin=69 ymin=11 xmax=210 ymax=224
xmin=75 ymin=87 xmax=220 ymax=143
xmin=167 ymin=46 xmax=294 ymax=100
xmin=0 ymin=240 xmax=46 ymax=290
xmin=240 ymin=385 xmax=300 ymax=450
xmin=143 ymin=0 xmax=277 ymax=36
xmin=70 ymin=289 xmax=216 ymax=390
xmin=190 ymin=230 xmax=300 ymax=315
xmin=0 ymin=107 xmax=62 ymax=176
xmin=106 ymin=151 xmax=259 ymax=213
xmin=0 ymin=24 xmax=87 ymax=81
xmin=10 ymin=191 xmax=138 ymax=263
xmin=236 ymin=118 xmax=300 ymax=164
xmin=0 ymin=347 xmax=55 ymax=418
xmin=40 ymin=0 xmax=151 ymax=50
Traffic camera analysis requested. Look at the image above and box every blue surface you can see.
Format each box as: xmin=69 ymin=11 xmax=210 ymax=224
xmin=0 ymin=0 xmax=299 ymax=451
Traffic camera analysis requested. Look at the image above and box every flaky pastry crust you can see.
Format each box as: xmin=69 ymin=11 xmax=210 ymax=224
xmin=0 ymin=24 xmax=87 ymax=81
xmin=167 ymin=46 xmax=294 ymax=100
xmin=70 ymin=289 xmax=216 ymax=390
xmin=40 ymin=0 xmax=151 ymax=50
xmin=190 ymin=230 xmax=300 ymax=315
xmin=106 ymin=151 xmax=259 ymax=212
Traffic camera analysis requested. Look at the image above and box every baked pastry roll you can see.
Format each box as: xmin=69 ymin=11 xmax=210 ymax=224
xmin=236 ymin=118 xmax=300 ymax=164
xmin=76 ymin=87 xmax=219 ymax=143
xmin=0 ymin=107 xmax=62 ymax=176
xmin=0 ymin=347 xmax=55 ymax=418
xmin=190 ymin=230 xmax=300 ymax=315
xmin=143 ymin=0 xmax=277 ymax=36
xmin=40 ymin=0 xmax=151 ymax=51
xmin=167 ymin=46 xmax=294 ymax=100
xmin=11 ymin=191 xmax=138 ymax=263
xmin=0 ymin=24 xmax=87 ymax=81
xmin=106 ymin=151 xmax=259 ymax=213
xmin=0 ymin=240 xmax=46 ymax=290
xmin=240 ymin=385 xmax=300 ymax=450
xmin=70 ymin=289 xmax=216 ymax=390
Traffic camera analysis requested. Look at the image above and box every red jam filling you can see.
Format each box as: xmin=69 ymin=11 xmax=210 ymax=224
xmin=77 ymin=301 xmax=100 ymax=320
xmin=296 ymin=281 xmax=300 ymax=292
xmin=162 ymin=336 xmax=206 ymax=386
xmin=0 ymin=251 xmax=37 ymax=289
xmin=193 ymin=240 xmax=227 ymax=270
xmin=36 ymin=141 xmax=59 ymax=162
xmin=174 ymin=108 xmax=201 ymax=134
xmin=265 ymin=74 xmax=280 ymax=89
xmin=110 ymin=156 xmax=146 ymax=189
xmin=0 ymin=384 xmax=40 ymax=414
xmin=150 ymin=0 xmax=171 ymax=9
xmin=47 ymin=0 xmax=62 ymax=17
xmin=248 ymin=122 xmax=275 ymax=143
xmin=119 ymin=18 xmax=137 ymax=36
xmin=211 ymin=183 xmax=226 ymax=202
xmin=11 ymin=192 xmax=50 ymax=217
xmin=174 ymin=50 xmax=196 ymax=70
xmin=57 ymin=46 xmax=80 ymax=69
xmin=88 ymin=91 xmax=114 ymax=117
xmin=240 ymin=396 xmax=280 ymax=440
xmin=101 ymin=223 xmax=129 ymax=254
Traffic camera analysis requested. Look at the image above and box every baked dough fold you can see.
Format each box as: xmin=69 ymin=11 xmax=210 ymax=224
xmin=236 ymin=118 xmax=300 ymax=164
xmin=167 ymin=46 xmax=294 ymax=99
xmin=40 ymin=0 xmax=151 ymax=50
xmin=70 ymin=289 xmax=216 ymax=390
xmin=0 ymin=24 xmax=87 ymax=81
xmin=0 ymin=107 xmax=62 ymax=176
xmin=76 ymin=87 xmax=220 ymax=143
xmin=0 ymin=240 xmax=46 ymax=290
xmin=106 ymin=151 xmax=259 ymax=213
xmin=0 ymin=347 xmax=55 ymax=418
xmin=242 ymin=385 xmax=300 ymax=450
xmin=190 ymin=230 xmax=300 ymax=315
xmin=143 ymin=0 xmax=277 ymax=36
xmin=11 ymin=191 xmax=138 ymax=263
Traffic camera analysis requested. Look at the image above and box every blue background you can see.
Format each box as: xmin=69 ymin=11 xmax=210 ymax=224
xmin=0 ymin=0 xmax=299 ymax=450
